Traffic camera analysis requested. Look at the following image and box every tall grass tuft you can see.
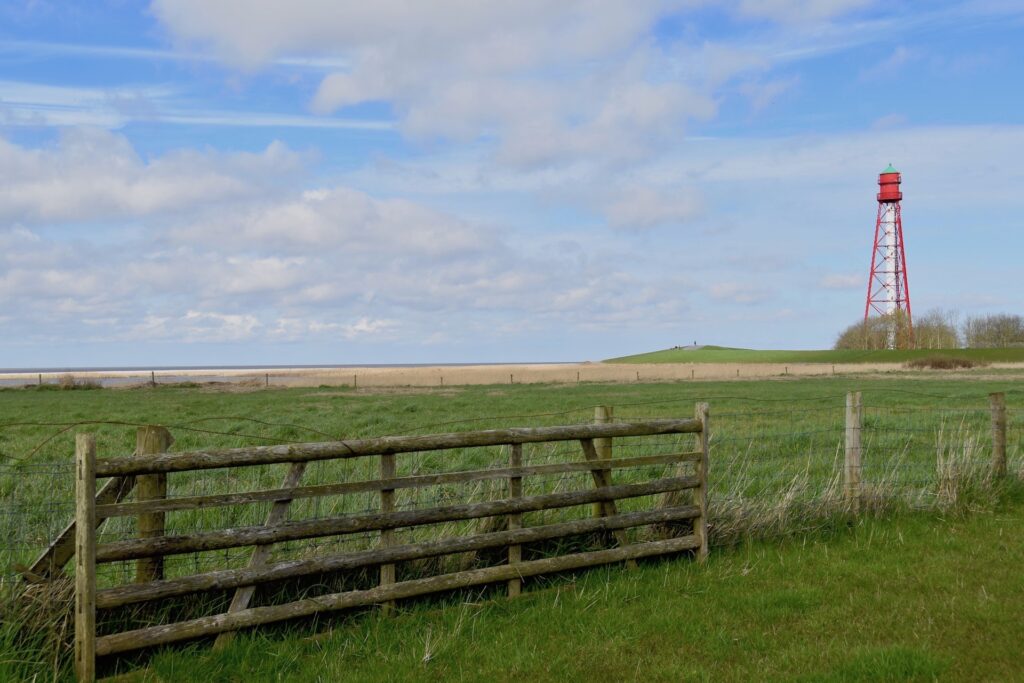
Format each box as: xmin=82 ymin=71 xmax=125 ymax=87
xmin=0 ymin=578 xmax=73 ymax=682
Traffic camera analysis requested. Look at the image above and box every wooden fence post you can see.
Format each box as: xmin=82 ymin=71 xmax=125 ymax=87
xmin=75 ymin=433 xmax=97 ymax=683
xmin=694 ymin=402 xmax=710 ymax=562
xmin=590 ymin=406 xmax=635 ymax=568
xmin=507 ymin=443 xmax=523 ymax=597
xmin=593 ymin=406 xmax=614 ymax=518
xmin=990 ymin=392 xmax=1007 ymax=478
xmin=845 ymin=392 xmax=863 ymax=513
xmin=380 ymin=453 xmax=397 ymax=613
xmin=136 ymin=426 xmax=172 ymax=583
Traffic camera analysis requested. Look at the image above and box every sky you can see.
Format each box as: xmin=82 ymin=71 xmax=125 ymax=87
xmin=1 ymin=0 xmax=1023 ymax=368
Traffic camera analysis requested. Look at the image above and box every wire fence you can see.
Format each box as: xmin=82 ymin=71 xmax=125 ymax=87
xmin=1 ymin=392 xmax=1019 ymax=593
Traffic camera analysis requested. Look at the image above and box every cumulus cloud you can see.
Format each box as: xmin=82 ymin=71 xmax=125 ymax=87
xmin=0 ymin=129 xmax=305 ymax=224
xmin=0 ymin=131 xmax=694 ymax=348
xmin=152 ymin=1 xmax=720 ymax=169
xmin=604 ymin=186 xmax=704 ymax=230
xmin=152 ymin=1 xmax=668 ymax=70
xmin=129 ymin=310 xmax=261 ymax=343
xmin=170 ymin=186 xmax=489 ymax=258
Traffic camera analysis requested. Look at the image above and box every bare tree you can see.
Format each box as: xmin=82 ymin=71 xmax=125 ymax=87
xmin=913 ymin=308 xmax=960 ymax=349
xmin=963 ymin=314 xmax=1024 ymax=348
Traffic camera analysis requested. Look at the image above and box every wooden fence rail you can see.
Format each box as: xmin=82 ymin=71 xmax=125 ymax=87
xmin=65 ymin=412 xmax=708 ymax=682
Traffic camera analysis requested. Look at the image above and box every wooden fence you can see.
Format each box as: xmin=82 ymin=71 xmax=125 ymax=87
xmin=61 ymin=406 xmax=709 ymax=681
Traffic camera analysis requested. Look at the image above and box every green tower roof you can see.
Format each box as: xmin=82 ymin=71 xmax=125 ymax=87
xmin=882 ymin=163 xmax=898 ymax=173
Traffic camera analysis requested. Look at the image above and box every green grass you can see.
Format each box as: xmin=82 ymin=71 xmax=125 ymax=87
xmin=1 ymin=376 xmax=1022 ymax=680
xmin=2 ymin=374 xmax=1022 ymax=573
xmin=606 ymin=345 xmax=1024 ymax=364
xmin=132 ymin=487 xmax=1024 ymax=682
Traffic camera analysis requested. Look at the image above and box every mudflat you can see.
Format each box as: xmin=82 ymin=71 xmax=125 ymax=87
xmin=4 ymin=361 xmax=1021 ymax=388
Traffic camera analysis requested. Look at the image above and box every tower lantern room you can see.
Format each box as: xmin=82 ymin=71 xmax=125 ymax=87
xmin=877 ymin=164 xmax=902 ymax=202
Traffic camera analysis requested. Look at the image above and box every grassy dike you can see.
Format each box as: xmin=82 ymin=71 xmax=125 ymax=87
xmin=138 ymin=485 xmax=1024 ymax=682
xmin=607 ymin=345 xmax=1024 ymax=365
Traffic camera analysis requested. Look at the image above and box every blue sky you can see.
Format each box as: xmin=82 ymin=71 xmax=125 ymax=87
xmin=1 ymin=0 xmax=1023 ymax=367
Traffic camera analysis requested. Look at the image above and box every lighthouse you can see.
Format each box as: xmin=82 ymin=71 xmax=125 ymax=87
xmin=864 ymin=164 xmax=913 ymax=348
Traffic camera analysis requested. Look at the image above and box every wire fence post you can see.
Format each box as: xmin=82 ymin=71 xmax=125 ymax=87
xmin=990 ymin=392 xmax=1007 ymax=478
xmin=136 ymin=426 xmax=172 ymax=583
xmin=695 ymin=402 xmax=710 ymax=562
xmin=845 ymin=391 xmax=863 ymax=514
xmin=74 ymin=433 xmax=97 ymax=683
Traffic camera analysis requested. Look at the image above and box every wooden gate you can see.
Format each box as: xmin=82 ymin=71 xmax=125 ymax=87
xmin=67 ymin=406 xmax=709 ymax=681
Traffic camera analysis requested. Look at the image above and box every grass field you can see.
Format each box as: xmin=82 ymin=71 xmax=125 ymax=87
xmin=139 ymin=488 xmax=1024 ymax=682
xmin=606 ymin=344 xmax=1024 ymax=365
xmin=0 ymin=373 xmax=1022 ymax=680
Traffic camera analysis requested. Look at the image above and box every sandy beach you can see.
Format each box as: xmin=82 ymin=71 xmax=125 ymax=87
xmin=4 ymin=361 xmax=1023 ymax=389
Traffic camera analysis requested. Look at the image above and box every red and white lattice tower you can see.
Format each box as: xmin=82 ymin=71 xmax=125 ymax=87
xmin=864 ymin=164 xmax=912 ymax=347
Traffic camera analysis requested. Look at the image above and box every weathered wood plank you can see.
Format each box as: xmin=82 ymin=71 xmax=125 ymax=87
xmin=97 ymin=506 xmax=699 ymax=608
xmin=213 ymin=462 xmax=307 ymax=649
xmin=580 ymin=437 xmax=633 ymax=565
xmin=94 ymin=419 xmax=702 ymax=476
xmin=74 ymin=434 xmax=97 ymax=683
xmin=95 ymin=476 xmax=699 ymax=563
xmin=379 ymin=453 xmax=396 ymax=614
xmin=95 ymin=534 xmax=701 ymax=655
xmin=507 ymin=443 xmax=523 ymax=598
xmin=26 ymin=475 xmax=135 ymax=580
xmin=96 ymin=452 xmax=699 ymax=519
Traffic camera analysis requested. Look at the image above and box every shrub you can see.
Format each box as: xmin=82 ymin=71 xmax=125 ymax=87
xmin=904 ymin=356 xmax=984 ymax=370
xmin=834 ymin=311 xmax=913 ymax=350
xmin=56 ymin=374 xmax=101 ymax=390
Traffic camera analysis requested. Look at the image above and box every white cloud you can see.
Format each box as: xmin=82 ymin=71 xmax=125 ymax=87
xmin=342 ymin=317 xmax=398 ymax=339
xmin=604 ymin=186 xmax=704 ymax=230
xmin=130 ymin=311 xmax=262 ymax=343
xmin=169 ymin=186 xmax=491 ymax=258
xmin=0 ymin=131 xmax=698 ymax=348
xmin=152 ymin=1 xmax=719 ymax=170
xmin=709 ymin=282 xmax=772 ymax=305
xmin=0 ymin=129 xmax=305 ymax=224
xmin=819 ymin=273 xmax=862 ymax=289
xmin=737 ymin=76 xmax=799 ymax=112
xmin=858 ymin=45 xmax=918 ymax=81
xmin=733 ymin=0 xmax=874 ymax=24
xmin=0 ymin=78 xmax=389 ymax=130
xmin=151 ymin=1 xmax=669 ymax=69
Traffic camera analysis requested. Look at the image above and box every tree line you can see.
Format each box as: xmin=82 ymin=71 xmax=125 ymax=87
xmin=834 ymin=311 xmax=1024 ymax=350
